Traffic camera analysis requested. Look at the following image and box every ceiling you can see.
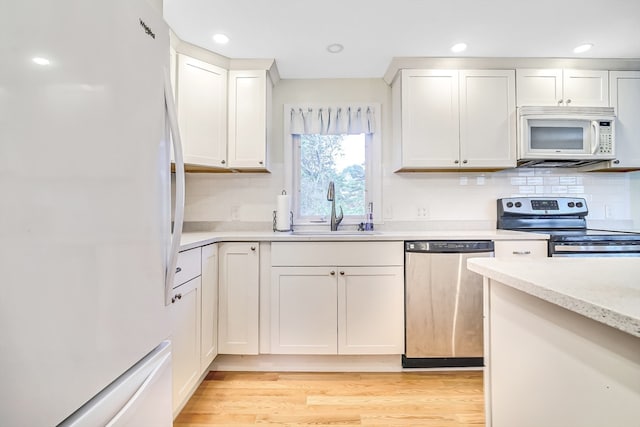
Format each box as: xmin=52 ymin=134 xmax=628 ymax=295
xmin=163 ymin=0 xmax=640 ymax=79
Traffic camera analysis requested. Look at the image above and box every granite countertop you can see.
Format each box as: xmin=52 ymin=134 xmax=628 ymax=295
xmin=179 ymin=229 xmax=548 ymax=251
xmin=467 ymin=257 xmax=640 ymax=338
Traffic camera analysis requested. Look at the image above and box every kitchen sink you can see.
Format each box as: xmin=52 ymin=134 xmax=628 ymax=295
xmin=289 ymin=230 xmax=380 ymax=236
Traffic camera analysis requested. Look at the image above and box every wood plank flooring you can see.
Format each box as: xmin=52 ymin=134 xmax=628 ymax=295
xmin=174 ymin=371 xmax=484 ymax=426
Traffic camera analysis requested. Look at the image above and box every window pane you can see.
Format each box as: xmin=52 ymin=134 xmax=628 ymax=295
xmin=299 ymin=134 xmax=365 ymax=217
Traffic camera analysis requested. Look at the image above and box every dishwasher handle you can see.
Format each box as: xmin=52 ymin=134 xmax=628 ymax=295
xmin=405 ymin=240 xmax=494 ymax=253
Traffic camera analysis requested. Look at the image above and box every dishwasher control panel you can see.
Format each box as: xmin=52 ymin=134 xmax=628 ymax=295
xmin=405 ymin=240 xmax=494 ymax=253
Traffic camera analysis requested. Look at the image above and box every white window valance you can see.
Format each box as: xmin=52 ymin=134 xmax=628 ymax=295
xmin=288 ymin=105 xmax=377 ymax=135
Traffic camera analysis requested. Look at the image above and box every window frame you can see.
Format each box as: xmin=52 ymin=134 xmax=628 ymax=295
xmin=283 ymin=103 xmax=382 ymax=228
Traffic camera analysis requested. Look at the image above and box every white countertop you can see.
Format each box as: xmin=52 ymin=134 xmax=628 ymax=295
xmin=467 ymin=257 xmax=640 ymax=338
xmin=179 ymin=229 xmax=548 ymax=251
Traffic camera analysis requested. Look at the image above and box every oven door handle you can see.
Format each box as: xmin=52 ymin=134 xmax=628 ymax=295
xmin=554 ymin=244 xmax=639 ymax=252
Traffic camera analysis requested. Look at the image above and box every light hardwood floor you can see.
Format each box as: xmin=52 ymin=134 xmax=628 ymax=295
xmin=174 ymin=371 xmax=484 ymax=426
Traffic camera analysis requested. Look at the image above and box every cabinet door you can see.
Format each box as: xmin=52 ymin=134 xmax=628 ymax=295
xmin=338 ymin=266 xmax=404 ymax=355
xmin=218 ymin=242 xmax=260 ymax=354
xmin=270 ymin=267 xmax=338 ymax=354
xmin=459 ymin=70 xmax=516 ymax=169
xmin=170 ymin=276 xmax=201 ymax=416
xmin=177 ymin=55 xmax=228 ymax=168
xmin=562 ymin=69 xmax=609 ymax=107
xmin=400 ymin=69 xmax=460 ymax=168
xmin=609 ymin=71 xmax=640 ymax=169
xmin=516 ymin=69 xmax=563 ymax=106
xmin=227 ymin=70 xmax=269 ymax=169
xmin=200 ymin=243 xmax=218 ymax=373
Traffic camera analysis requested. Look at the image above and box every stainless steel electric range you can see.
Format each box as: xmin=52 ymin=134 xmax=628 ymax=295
xmin=497 ymin=197 xmax=640 ymax=257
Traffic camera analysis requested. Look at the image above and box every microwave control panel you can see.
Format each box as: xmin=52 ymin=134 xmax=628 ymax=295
xmin=597 ymin=121 xmax=613 ymax=154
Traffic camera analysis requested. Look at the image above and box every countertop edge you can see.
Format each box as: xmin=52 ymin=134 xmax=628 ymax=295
xmin=467 ymin=258 xmax=640 ymax=338
xmin=179 ymin=229 xmax=549 ymax=251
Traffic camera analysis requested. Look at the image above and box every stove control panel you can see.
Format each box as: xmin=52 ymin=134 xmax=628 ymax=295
xmin=498 ymin=197 xmax=588 ymax=216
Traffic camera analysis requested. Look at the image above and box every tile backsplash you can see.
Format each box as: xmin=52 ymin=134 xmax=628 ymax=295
xmin=183 ymin=165 xmax=637 ymax=231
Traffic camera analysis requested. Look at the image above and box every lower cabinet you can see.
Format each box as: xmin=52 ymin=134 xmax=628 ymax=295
xmin=218 ymin=242 xmax=260 ymax=354
xmin=270 ymin=242 xmax=405 ymax=355
xmin=170 ymin=276 xmax=201 ymax=416
xmin=170 ymin=244 xmax=218 ymax=417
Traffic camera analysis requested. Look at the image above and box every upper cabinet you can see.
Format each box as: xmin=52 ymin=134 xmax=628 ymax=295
xmin=585 ymin=71 xmax=640 ymax=171
xmin=177 ymin=55 xmax=228 ymax=168
xmin=393 ymin=69 xmax=516 ymax=171
xmin=227 ymin=70 xmax=272 ymax=170
xmin=516 ymin=69 xmax=609 ymax=107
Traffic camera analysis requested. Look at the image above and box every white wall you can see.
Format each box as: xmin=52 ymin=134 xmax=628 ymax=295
xmin=183 ymin=78 xmax=636 ymax=231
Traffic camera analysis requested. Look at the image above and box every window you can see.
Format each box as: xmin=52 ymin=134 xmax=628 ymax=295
xmin=284 ymin=104 xmax=381 ymax=227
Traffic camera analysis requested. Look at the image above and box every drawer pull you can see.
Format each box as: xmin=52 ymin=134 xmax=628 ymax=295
xmin=175 ymin=266 xmax=182 ymax=273
xmin=339 ymin=271 xmax=345 ymax=276
xmin=251 ymin=246 xmax=256 ymax=251
xmin=330 ymin=271 xmax=336 ymax=276
xmin=512 ymin=251 xmax=532 ymax=255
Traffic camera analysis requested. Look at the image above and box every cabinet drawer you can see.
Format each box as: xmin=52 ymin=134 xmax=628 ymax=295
xmin=494 ymin=240 xmax=548 ymax=258
xmin=174 ymin=247 xmax=202 ymax=288
xmin=271 ymin=242 xmax=404 ymax=266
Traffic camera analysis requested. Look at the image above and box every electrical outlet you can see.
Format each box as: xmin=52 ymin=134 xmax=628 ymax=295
xmin=605 ymin=205 xmax=613 ymax=219
xmin=417 ymin=206 xmax=429 ymax=218
xmin=230 ymin=205 xmax=240 ymax=221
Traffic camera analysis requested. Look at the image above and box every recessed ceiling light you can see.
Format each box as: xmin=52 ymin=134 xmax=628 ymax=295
xmin=573 ymin=43 xmax=593 ymax=54
xmin=327 ymin=43 xmax=344 ymax=54
xmin=32 ymin=57 xmax=50 ymax=65
xmin=451 ymin=43 xmax=467 ymax=53
xmin=213 ymin=33 xmax=229 ymax=44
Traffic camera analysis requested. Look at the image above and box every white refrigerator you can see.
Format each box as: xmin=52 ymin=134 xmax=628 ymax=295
xmin=0 ymin=0 xmax=185 ymax=425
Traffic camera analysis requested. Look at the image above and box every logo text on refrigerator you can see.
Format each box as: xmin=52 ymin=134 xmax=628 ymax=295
xmin=139 ymin=19 xmax=155 ymax=39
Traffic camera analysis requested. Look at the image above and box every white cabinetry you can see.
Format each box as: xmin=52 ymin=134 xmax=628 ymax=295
xmin=227 ymin=70 xmax=272 ymax=170
xmin=200 ymin=243 xmax=218 ymax=372
xmin=169 ymin=247 xmax=202 ymax=416
xmin=588 ymin=71 xmax=640 ymax=171
xmin=270 ymin=242 xmax=404 ymax=355
xmin=176 ymin=54 xmax=228 ymax=168
xmin=394 ymin=69 xmax=515 ymax=170
xmin=218 ymin=242 xmax=260 ymax=354
xmin=516 ymin=69 xmax=608 ymax=107
xmin=494 ymin=240 xmax=548 ymax=258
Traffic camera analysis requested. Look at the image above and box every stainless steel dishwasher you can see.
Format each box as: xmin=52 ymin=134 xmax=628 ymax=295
xmin=403 ymin=240 xmax=494 ymax=368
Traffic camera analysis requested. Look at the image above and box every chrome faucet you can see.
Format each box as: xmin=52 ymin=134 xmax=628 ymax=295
xmin=326 ymin=181 xmax=343 ymax=231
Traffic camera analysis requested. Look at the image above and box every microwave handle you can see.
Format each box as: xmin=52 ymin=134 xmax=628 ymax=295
xmin=590 ymin=121 xmax=600 ymax=154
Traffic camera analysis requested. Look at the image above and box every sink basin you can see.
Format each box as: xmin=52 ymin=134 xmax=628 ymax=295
xmin=289 ymin=230 xmax=380 ymax=236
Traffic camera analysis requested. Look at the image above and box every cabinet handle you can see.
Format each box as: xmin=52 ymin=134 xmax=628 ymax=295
xmin=176 ymin=293 xmax=182 ymax=300
xmin=175 ymin=266 xmax=182 ymax=274
xmin=250 ymin=246 xmax=256 ymax=251
xmin=171 ymin=296 xmax=176 ymax=304
xmin=512 ymin=251 xmax=531 ymax=255
xmin=462 ymin=160 xmax=468 ymax=164
xmin=454 ymin=160 xmax=459 ymax=164
xmin=221 ymin=160 xmax=226 ymax=165
xmin=339 ymin=271 xmax=345 ymax=276
xmin=258 ymin=161 xmax=263 ymax=165
xmin=330 ymin=271 xmax=336 ymax=276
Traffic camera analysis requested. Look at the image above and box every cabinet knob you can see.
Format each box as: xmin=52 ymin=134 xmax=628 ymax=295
xmin=171 ymin=297 xmax=176 ymax=304
xmin=565 ymin=99 xmax=572 ymax=105
xmin=221 ymin=160 xmax=226 ymax=165
xmin=462 ymin=160 xmax=468 ymax=164
xmin=175 ymin=266 xmax=182 ymax=274
xmin=176 ymin=293 xmax=182 ymax=300
xmin=250 ymin=246 xmax=256 ymax=251
xmin=454 ymin=160 xmax=459 ymax=164
xmin=258 ymin=161 xmax=264 ymax=165
xmin=339 ymin=271 xmax=345 ymax=276
xmin=614 ymin=160 xmax=620 ymax=164
xmin=330 ymin=271 xmax=336 ymax=276
xmin=557 ymin=99 xmax=564 ymax=105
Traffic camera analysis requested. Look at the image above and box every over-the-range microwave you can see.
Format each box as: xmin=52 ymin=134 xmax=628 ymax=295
xmin=517 ymin=106 xmax=616 ymax=168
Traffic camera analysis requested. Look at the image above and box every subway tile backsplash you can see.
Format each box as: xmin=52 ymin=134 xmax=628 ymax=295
xmin=182 ymin=165 xmax=637 ymax=231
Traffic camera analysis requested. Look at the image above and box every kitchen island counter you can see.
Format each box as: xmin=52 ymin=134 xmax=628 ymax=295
xmin=467 ymin=257 xmax=640 ymax=337
xmin=467 ymin=257 xmax=640 ymax=427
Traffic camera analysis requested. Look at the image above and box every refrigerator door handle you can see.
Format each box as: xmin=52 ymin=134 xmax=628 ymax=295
xmin=163 ymin=68 xmax=185 ymax=305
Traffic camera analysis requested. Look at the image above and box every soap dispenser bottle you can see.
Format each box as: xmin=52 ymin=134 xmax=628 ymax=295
xmin=365 ymin=202 xmax=374 ymax=231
